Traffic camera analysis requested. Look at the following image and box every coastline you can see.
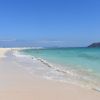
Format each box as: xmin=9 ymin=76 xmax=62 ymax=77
xmin=0 ymin=48 xmax=100 ymax=100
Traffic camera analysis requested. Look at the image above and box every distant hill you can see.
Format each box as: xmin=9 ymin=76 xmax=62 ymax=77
xmin=88 ymin=42 xmax=100 ymax=47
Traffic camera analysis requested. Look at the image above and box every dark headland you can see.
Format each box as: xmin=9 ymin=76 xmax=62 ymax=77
xmin=88 ymin=42 xmax=100 ymax=48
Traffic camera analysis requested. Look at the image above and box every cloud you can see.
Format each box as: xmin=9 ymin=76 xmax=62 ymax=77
xmin=0 ymin=39 xmax=17 ymax=42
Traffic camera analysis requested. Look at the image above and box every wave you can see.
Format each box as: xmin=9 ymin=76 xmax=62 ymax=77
xmin=36 ymin=57 xmax=100 ymax=90
xmin=12 ymin=49 xmax=33 ymax=58
xmin=14 ymin=49 xmax=100 ymax=91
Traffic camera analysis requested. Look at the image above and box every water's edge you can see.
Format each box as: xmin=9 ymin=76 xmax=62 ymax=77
xmin=13 ymin=48 xmax=100 ymax=92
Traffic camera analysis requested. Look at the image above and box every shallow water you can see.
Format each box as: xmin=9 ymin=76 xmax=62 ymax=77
xmin=21 ymin=47 xmax=100 ymax=89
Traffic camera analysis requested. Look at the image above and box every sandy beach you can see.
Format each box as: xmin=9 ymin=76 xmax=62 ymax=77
xmin=0 ymin=48 xmax=100 ymax=100
xmin=0 ymin=48 xmax=10 ymax=58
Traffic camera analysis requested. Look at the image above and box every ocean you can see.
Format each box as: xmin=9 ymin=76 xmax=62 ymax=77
xmin=20 ymin=47 xmax=100 ymax=89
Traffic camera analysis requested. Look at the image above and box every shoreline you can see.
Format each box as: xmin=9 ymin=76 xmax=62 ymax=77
xmin=16 ymin=48 xmax=100 ymax=91
xmin=12 ymin=48 xmax=100 ymax=91
xmin=0 ymin=48 xmax=100 ymax=100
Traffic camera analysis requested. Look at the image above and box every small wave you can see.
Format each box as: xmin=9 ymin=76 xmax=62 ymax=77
xmin=12 ymin=49 xmax=34 ymax=58
xmin=37 ymin=58 xmax=53 ymax=68
xmin=36 ymin=57 xmax=100 ymax=89
xmin=15 ymin=50 xmax=100 ymax=90
xmin=36 ymin=58 xmax=85 ymax=78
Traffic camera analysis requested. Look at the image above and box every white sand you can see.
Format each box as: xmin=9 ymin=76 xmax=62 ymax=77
xmin=0 ymin=48 xmax=100 ymax=100
xmin=0 ymin=48 xmax=10 ymax=57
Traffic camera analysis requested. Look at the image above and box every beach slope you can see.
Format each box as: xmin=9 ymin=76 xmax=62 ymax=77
xmin=0 ymin=48 xmax=100 ymax=100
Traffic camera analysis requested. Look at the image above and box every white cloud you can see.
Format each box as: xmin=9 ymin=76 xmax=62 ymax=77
xmin=0 ymin=39 xmax=17 ymax=42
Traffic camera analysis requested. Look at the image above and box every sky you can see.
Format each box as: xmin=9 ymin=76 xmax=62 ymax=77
xmin=0 ymin=0 xmax=100 ymax=47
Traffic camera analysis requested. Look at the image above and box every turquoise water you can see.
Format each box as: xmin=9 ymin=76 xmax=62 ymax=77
xmin=21 ymin=47 xmax=100 ymax=89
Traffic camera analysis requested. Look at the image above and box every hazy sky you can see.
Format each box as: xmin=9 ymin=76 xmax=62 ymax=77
xmin=0 ymin=0 xmax=100 ymax=46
